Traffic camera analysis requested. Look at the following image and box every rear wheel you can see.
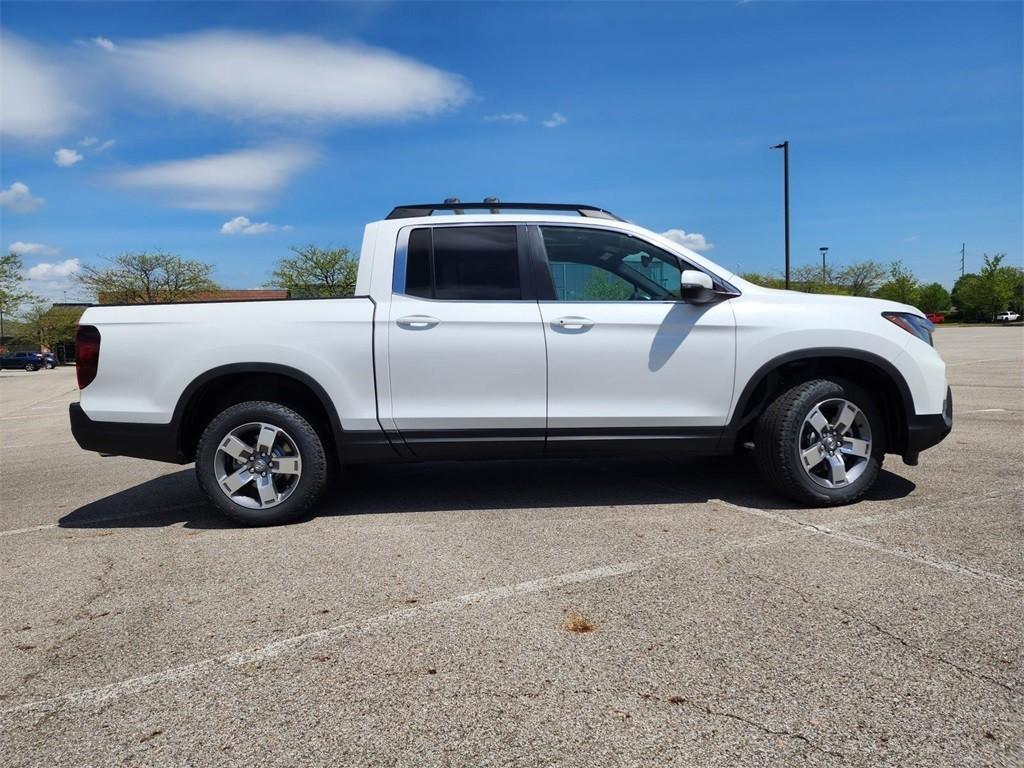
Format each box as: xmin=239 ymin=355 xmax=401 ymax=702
xmin=754 ymin=378 xmax=884 ymax=506
xmin=24 ymin=363 xmax=37 ymax=372
xmin=195 ymin=401 xmax=328 ymax=525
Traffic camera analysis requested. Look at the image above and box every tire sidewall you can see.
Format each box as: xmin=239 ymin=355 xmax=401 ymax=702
xmin=786 ymin=379 xmax=884 ymax=504
xmin=196 ymin=401 xmax=327 ymax=526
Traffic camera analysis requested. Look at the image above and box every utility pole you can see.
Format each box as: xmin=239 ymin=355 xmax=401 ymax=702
xmin=820 ymin=246 xmax=830 ymax=284
xmin=771 ymin=141 xmax=791 ymax=289
xmin=960 ymin=243 xmax=965 ymax=277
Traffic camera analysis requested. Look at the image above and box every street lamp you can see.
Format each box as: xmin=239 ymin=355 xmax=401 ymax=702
xmin=771 ymin=141 xmax=791 ymax=289
xmin=820 ymin=246 xmax=830 ymax=283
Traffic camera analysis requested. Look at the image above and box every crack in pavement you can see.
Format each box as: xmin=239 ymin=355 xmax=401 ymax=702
xmin=741 ymin=571 xmax=1016 ymax=695
xmin=667 ymin=694 xmax=846 ymax=761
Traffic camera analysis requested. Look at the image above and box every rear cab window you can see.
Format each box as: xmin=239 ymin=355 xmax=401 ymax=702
xmin=401 ymin=226 xmax=521 ymax=300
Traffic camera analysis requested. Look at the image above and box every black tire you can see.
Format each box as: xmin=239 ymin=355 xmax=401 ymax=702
xmin=195 ymin=400 xmax=328 ymax=526
xmin=753 ymin=378 xmax=885 ymax=506
xmin=24 ymin=363 xmax=37 ymax=372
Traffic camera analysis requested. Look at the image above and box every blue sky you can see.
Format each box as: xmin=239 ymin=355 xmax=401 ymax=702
xmin=2 ymin=1 xmax=1021 ymax=300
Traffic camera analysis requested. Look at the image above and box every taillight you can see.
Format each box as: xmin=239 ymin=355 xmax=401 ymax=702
xmin=76 ymin=325 xmax=101 ymax=389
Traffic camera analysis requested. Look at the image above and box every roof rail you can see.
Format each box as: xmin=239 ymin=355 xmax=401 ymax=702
xmin=385 ymin=201 xmax=622 ymax=221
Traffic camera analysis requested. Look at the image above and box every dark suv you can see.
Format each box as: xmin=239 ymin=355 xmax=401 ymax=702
xmin=0 ymin=351 xmax=46 ymax=371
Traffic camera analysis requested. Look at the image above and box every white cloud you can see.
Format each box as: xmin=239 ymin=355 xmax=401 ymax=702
xmin=542 ymin=112 xmax=568 ymax=128
xmin=0 ymin=182 xmax=46 ymax=214
xmin=26 ymin=258 xmax=80 ymax=281
xmin=8 ymin=242 xmax=60 ymax=257
xmin=484 ymin=113 xmax=527 ymax=123
xmin=220 ymin=216 xmax=292 ymax=235
xmin=54 ymin=148 xmax=84 ymax=167
xmin=661 ymin=229 xmax=714 ymax=253
xmin=113 ymin=31 xmax=469 ymax=122
xmin=0 ymin=33 xmax=79 ymax=140
xmin=109 ymin=145 xmax=315 ymax=211
xmin=903 ymin=235 xmax=919 ymax=243
xmin=79 ymin=136 xmax=116 ymax=152
xmin=91 ymin=36 xmax=116 ymax=52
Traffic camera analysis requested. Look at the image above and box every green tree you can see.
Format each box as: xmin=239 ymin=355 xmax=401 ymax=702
xmin=266 ymin=245 xmax=358 ymax=298
xmin=18 ymin=302 xmax=87 ymax=348
xmin=837 ymin=260 xmax=887 ymax=297
xmin=791 ymin=264 xmax=848 ymax=295
xmin=951 ymin=273 xmax=983 ymax=320
xmin=1 ymin=253 xmax=38 ymax=343
xmin=916 ymin=283 xmax=951 ymax=314
xmin=999 ymin=265 xmax=1024 ymax=314
xmin=739 ymin=272 xmax=786 ymax=289
xmin=77 ymin=251 xmax=218 ymax=303
xmin=875 ymin=261 xmax=920 ymax=306
xmin=581 ymin=269 xmax=633 ymax=301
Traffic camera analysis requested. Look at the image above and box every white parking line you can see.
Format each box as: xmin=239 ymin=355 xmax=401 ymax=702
xmin=945 ymin=357 xmax=1019 ymax=367
xmin=0 ymin=502 xmax=206 ymax=538
xmin=705 ymin=494 xmax=1023 ymax=591
xmin=5 ymin=529 xmax=790 ymax=714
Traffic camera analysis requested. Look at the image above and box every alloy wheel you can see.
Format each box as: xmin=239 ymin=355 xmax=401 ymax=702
xmin=213 ymin=421 xmax=303 ymax=509
xmin=798 ymin=398 xmax=873 ymax=489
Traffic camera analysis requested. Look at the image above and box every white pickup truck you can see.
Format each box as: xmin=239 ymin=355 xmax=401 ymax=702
xmin=71 ymin=201 xmax=952 ymax=525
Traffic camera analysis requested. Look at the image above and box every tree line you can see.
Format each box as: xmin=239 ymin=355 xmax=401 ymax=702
xmin=0 ymin=245 xmax=357 ymax=350
xmin=740 ymin=254 xmax=1023 ymax=319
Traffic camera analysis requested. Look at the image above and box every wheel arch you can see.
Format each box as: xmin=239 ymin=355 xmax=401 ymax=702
xmin=172 ymin=363 xmax=344 ymax=463
xmin=726 ymin=348 xmax=914 ymax=455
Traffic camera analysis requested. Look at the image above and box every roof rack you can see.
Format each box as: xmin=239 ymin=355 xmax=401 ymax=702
xmin=385 ymin=200 xmax=622 ymax=221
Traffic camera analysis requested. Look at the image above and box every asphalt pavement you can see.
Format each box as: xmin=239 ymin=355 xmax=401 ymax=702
xmin=1 ymin=325 xmax=1021 ymax=767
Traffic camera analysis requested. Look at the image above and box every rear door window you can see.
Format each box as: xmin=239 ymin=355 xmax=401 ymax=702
xmin=402 ymin=226 xmax=521 ymax=300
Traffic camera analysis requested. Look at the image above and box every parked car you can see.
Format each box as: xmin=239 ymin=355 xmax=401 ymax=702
xmin=0 ymin=351 xmax=46 ymax=371
xmin=69 ymin=200 xmax=953 ymax=525
xmin=996 ymin=311 xmax=1020 ymax=322
xmin=42 ymin=353 xmax=57 ymax=369
xmin=925 ymin=313 xmax=944 ymax=324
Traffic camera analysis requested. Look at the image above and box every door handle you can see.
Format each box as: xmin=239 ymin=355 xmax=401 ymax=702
xmin=396 ymin=314 xmax=440 ymax=330
xmin=554 ymin=316 xmax=595 ymax=330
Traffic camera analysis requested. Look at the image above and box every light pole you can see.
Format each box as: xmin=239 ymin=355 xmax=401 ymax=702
xmin=771 ymin=141 xmax=791 ymax=289
xmin=820 ymin=246 xmax=830 ymax=284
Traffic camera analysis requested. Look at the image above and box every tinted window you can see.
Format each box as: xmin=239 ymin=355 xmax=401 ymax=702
xmin=405 ymin=228 xmax=432 ymax=299
xmin=402 ymin=226 xmax=520 ymax=300
xmin=540 ymin=226 xmax=683 ymax=301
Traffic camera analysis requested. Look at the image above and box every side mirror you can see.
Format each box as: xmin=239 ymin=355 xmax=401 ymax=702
xmin=680 ymin=269 xmax=716 ymax=303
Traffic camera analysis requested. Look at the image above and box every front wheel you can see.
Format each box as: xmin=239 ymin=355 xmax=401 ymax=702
xmin=754 ymin=378 xmax=884 ymax=506
xmin=195 ymin=401 xmax=328 ymax=526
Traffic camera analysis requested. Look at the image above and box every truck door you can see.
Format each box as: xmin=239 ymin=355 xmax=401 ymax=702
xmin=386 ymin=223 xmax=547 ymax=457
xmin=534 ymin=224 xmax=737 ymax=453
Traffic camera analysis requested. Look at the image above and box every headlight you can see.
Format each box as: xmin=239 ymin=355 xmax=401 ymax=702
xmin=883 ymin=311 xmax=934 ymax=346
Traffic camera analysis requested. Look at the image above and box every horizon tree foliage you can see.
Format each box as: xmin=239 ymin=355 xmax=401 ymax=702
xmin=916 ymin=282 xmax=951 ymax=314
xmin=76 ymin=251 xmax=219 ymax=303
xmin=266 ymin=245 xmax=359 ymax=298
xmin=952 ymin=254 xmax=1020 ymax=319
xmin=837 ymin=260 xmax=887 ymax=297
xmin=17 ymin=302 xmax=86 ymax=348
xmin=1 ymin=253 xmax=38 ymax=333
xmin=874 ymin=261 xmax=921 ymax=306
xmin=740 ymin=259 xmax=886 ymax=296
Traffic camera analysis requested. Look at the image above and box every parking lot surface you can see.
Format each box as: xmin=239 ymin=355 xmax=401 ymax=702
xmin=1 ymin=326 xmax=1021 ymax=767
